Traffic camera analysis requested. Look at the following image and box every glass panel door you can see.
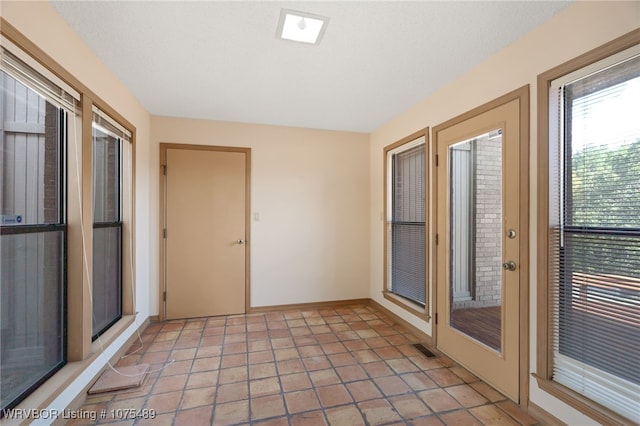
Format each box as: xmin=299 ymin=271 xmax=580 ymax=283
xmin=434 ymin=89 xmax=526 ymax=402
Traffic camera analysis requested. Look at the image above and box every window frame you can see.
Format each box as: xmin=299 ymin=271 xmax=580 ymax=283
xmin=383 ymin=128 xmax=430 ymax=320
xmin=535 ymin=28 xmax=640 ymax=426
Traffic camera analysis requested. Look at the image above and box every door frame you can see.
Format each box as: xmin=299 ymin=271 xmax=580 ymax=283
xmin=432 ymin=86 xmax=529 ymax=406
xmin=159 ymin=143 xmax=252 ymax=320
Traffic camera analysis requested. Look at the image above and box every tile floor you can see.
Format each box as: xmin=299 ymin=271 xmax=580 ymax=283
xmin=72 ymin=304 xmax=539 ymax=425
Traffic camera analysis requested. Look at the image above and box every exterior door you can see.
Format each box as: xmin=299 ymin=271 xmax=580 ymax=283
xmin=434 ymin=88 xmax=528 ymax=401
xmin=163 ymin=145 xmax=249 ymax=320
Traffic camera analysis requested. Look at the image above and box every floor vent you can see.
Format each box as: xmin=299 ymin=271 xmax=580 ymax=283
xmin=413 ymin=343 xmax=436 ymax=358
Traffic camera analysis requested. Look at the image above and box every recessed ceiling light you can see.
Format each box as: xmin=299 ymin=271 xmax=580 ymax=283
xmin=276 ymin=9 xmax=329 ymax=45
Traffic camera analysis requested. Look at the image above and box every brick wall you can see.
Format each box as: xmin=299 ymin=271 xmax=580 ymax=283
xmin=473 ymin=136 xmax=502 ymax=307
xmin=452 ymin=135 xmax=502 ymax=310
xmin=43 ymin=102 xmax=59 ymax=223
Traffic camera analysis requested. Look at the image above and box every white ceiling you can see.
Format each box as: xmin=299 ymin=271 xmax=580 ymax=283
xmin=51 ymin=1 xmax=571 ymax=133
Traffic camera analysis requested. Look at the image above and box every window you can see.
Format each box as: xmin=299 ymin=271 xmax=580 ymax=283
xmin=537 ymin=35 xmax=640 ymax=424
xmin=0 ymin=29 xmax=135 ymax=415
xmin=92 ymin=109 xmax=128 ymax=339
xmin=384 ymin=130 xmax=428 ymax=317
xmin=0 ymin=46 xmax=78 ymax=412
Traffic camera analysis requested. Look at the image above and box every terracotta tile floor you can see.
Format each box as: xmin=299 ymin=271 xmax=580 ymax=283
xmin=72 ymin=304 xmax=539 ymax=425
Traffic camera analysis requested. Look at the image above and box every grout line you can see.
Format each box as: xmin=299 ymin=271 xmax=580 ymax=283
xmin=76 ymin=304 xmax=538 ymax=426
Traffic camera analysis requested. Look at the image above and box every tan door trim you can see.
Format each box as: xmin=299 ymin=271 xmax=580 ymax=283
xmin=159 ymin=143 xmax=251 ymax=320
xmin=431 ymin=85 xmax=529 ymax=407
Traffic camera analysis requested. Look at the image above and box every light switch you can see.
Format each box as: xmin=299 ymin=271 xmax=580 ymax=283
xmin=253 ymin=212 xmax=260 ymax=221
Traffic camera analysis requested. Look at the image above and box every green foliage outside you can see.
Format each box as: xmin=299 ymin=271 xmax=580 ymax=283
xmin=570 ymin=139 xmax=640 ymax=228
xmin=564 ymin=138 xmax=640 ymax=285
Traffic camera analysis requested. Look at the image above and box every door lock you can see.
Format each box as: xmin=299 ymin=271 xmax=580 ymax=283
xmin=502 ymin=261 xmax=517 ymax=271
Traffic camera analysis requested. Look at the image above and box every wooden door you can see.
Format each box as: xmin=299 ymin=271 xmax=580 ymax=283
xmin=163 ymin=145 xmax=249 ymax=319
xmin=434 ymin=88 xmax=528 ymax=401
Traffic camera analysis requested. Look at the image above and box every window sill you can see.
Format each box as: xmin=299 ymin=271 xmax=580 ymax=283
xmin=382 ymin=291 xmax=430 ymax=322
xmin=3 ymin=315 xmax=141 ymax=426
xmin=532 ymin=373 xmax=636 ymax=426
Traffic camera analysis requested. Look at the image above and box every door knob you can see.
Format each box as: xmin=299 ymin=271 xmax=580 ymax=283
xmin=236 ymin=239 xmax=246 ymax=245
xmin=502 ymin=261 xmax=517 ymax=271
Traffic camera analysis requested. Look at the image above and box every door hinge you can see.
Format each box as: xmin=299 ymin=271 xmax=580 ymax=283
xmin=435 ymin=234 xmax=439 ymax=245
xmin=163 ymin=228 xmax=167 ymax=239
xmin=435 ymin=155 xmax=439 ymax=167
xmin=435 ymin=312 xmax=438 ymax=324
xmin=163 ymin=291 xmax=166 ymax=302
xmin=162 ymin=164 xmax=167 ymax=175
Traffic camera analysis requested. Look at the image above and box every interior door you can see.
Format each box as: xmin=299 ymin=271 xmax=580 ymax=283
xmin=164 ymin=146 xmax=248 ymax=319
xmin=434 ymin=90 xmax=527 ymax=401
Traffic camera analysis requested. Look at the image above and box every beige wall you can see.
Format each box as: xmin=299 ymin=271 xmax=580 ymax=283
xmin=152 ymin=117 xmax=371 ymax=308
xmin=369 ymin=2 xmax=640 ymax=424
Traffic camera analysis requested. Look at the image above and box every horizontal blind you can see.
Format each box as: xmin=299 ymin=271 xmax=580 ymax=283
xmin=92 ymin=106 xmax=132 ymax=142
xmin=91 ymin=108 xmax=124 ymax=339
xmin=550 ymin=47 xmax=640 ymax=423
xmin=0 ymin=38 xmax=79 ymax=115
xmin=390 ymin=141 xmax=426 ymax=305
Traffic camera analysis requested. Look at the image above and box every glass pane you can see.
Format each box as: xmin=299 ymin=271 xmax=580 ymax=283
xmin=92 ymin=126 xmax=120 ymax=223
xmin=391 ymin=222 xmax=426 ymax=304
xmin=0 ymin=231 xmax=64 ymax=410
xmin=390 ymin=144 xmax=426 ymax=305
xmin=557 ymin=63 xmax=640 ymax=385
xmin=449 ymin=129 xmax=502 ymax=351
xmin=566 ymin=72 xmax=640 ymax=229
xmin=559 ymin=232 xmax=640 ymax=385
xmin=92 ymin=226 xmax=122 ymax=337
xmin=1 ymin=72 xmax=61 ymax=226
xmin=92 ymin=122 xmax=122 ymax=338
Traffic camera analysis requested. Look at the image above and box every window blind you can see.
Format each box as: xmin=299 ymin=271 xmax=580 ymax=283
xmin=91 ymin=108 xmax=124 ymax=339
xmin=1 ymin=37 xmax=79 ymax=115
xmin=549 ymin=48 xmax=640 ymax=422
xmin=92 ymin=106 xmax=132 ymax=142
xmin=389 ymin=141 xmax=426 ymax=305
